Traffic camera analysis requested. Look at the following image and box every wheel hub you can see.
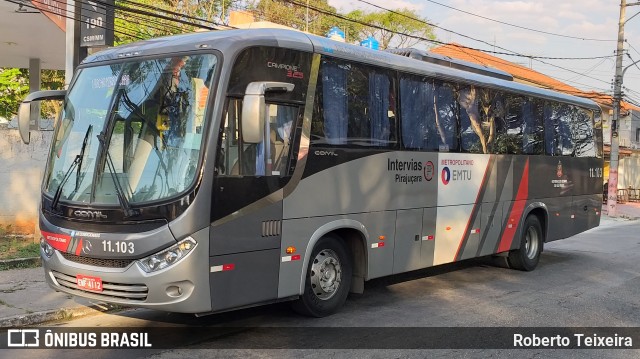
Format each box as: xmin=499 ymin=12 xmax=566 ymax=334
xmin=525 ymin=227 xmax=539 ymax=260
xmin=310 ymin=249 xmax=342 ymax=300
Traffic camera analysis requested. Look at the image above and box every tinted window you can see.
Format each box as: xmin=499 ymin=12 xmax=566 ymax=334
xmin=573 ymin=108 xmax=596 ymax=157
xmin=435 ymin=83 xmax=459 ymax=152
xmin=459 ymin=85 xmax=503 ymax=154
xmin=399 ymin=75 xmax=458 ymax=151
xmin=594 ymin=111 xmax=603 ymax=158
xmin=494 ymin=95 xmax=543 ymax=155
xmin=311 ymin=58 xmax=397 ymax=147
xmin=544 ymin=102 xmax=574 ymax=156
xmin=524 ymin=99 xmax=544 ymax=154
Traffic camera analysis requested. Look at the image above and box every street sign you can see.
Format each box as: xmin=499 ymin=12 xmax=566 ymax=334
xmin=80 ymin=0 xmax=114 ymax=47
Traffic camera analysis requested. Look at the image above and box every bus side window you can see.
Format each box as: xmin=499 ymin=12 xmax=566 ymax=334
xmin=219 ymin=99 xmax=299 ymax=177
xmin=458 ymin=85 xmax=487 ymax=154
xmin=268 ymin=104 xmax=298 ymax=176
xmin=218 ymin=98 xmax=241 ymax=175
xmin=434 ymin=82 xmax=458 ymax=152
xmin=573 ymin=107 xmax=596 ymax=157
xmin=311 ymin=57 xmax=396 ymax=148
xmin=544 ymin=102 xmax=575 ymax=156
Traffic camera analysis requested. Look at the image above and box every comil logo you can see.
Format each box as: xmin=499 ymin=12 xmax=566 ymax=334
xmin=441 ymin=167 xmax=451 ymax=185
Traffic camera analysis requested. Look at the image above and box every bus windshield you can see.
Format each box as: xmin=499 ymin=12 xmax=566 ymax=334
xmin=44 ymin=54 xmax=217 ymax=205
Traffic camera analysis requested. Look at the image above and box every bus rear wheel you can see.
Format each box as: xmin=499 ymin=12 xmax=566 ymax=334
xmin=292 ymin=235 xmax=352 ymax=317
xmin=508 ymin=215 xmax=544 ymax=271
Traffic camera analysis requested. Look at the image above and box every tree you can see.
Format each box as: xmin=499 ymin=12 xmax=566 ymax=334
xmin=40 ymin=70 xmax=66 ymax=126
xmin=0 ymin=68 xmax=65 ymax=121
xmin=249 ymin=0 xmax=361 ymax=40
xmin=115 ymin=0 xmax=241 ymax=45
xmin=347 ymin=8 xmax=436 ymax=50
xmin=0 ymin=68 xmax=29 ymax=119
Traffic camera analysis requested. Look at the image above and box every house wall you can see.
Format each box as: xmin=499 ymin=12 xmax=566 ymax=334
xmin=0 ymin=126 xmax=52 ymax=235
xmin=620 ymin=155 xmax=640 ymax=189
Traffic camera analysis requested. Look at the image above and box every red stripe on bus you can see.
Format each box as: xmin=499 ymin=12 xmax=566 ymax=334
xmin=41 ymin=230 xmax=71 ymax=252
xmin=454 ymin=157 xmax=492 ymax=261
xmin=75 ymin=239 xmax=83 ymax=256
xmin=497 ymin=159 xmax=530 ymax=253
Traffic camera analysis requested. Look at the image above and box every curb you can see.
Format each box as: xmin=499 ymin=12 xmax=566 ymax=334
xmin=0 ymin=257 xmax=41 ymax=270
xmin=0 ymin=303 xmax=125 ymax=328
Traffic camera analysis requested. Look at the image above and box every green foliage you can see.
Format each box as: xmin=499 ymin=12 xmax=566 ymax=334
xmin=114 ymin=0 xmax=241 ymax=45
xmin=0 ymin=68 xmax=29 ymax=118
xmin=0 ymin=238 xmax=40 ymax=260
xmin=347 ymin=8 xmax=436 ymax=49
xmin=0 ymin=68 xmax=65 ymax=119
xmin=250 ymin=0 xmax=341 ymax=36
xmin=249 ymin=1 xmax=435 ymax=49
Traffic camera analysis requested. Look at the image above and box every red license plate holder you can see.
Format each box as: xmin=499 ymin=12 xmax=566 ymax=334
xmin=76 ymin=274 xmax=103 ymax=292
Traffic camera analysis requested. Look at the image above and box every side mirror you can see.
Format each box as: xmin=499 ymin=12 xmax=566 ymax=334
xmin=18 ymin=90 xmax=66 ymax=144
xmin=241 ymin=82 xmax=294 ymax=143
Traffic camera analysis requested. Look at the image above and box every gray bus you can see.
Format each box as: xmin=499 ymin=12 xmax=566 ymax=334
xmin=19 ymin=29 xmax=603 ymax=317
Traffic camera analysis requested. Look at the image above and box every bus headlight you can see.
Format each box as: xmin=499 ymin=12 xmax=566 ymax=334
xmin=40 ymin=237 xmax=54 ymax=258
xmin=137 ymin=237 xmax=197 ymax=273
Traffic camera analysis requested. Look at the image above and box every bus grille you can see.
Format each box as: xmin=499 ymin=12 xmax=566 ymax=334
xmin=52 ymin=270 xmax=148 ymax=301
xmin=60 ymin=252 xmax=134 ymax=268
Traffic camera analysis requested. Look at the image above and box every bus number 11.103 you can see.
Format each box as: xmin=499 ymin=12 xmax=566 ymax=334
xmin=102 ymin=240 xmax=134 ymax=254
xmin=589 ymin=167 xmax=603 ymax=178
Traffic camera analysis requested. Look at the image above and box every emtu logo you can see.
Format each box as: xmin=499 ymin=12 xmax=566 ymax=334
xmin=441 ymin=167 xmax=451 ymax=185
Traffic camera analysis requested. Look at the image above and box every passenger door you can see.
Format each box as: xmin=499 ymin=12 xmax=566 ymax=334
xmin=209 ymin=100 xmax=301 ymax=311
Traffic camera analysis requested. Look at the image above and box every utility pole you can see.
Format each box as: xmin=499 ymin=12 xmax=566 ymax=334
xmin=64 ymin=0 xmax=87 ymax=87
xmin=608 ymin=0 xmax=640 ymax=216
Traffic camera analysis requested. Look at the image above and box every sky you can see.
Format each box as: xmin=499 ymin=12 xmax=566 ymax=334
xmin=326 ymin=0 xmax=640 ymax=106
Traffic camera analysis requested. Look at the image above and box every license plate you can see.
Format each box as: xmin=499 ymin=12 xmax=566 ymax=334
xmin=76 ymin=274 xmax=103 ymax=292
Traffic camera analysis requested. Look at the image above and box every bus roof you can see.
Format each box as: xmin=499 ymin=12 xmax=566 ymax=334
xmin=82 ymin=28 xmax=600 ymax=111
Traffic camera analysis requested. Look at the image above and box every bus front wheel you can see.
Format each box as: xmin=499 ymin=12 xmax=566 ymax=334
xmin=292 ymin=235 xmax=353 ymax=317
xmin=508 ymin=215 xmax=544 ymax=271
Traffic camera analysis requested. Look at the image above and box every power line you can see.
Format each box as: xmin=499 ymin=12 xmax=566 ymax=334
xmin=311 ymin=0 xmax=613 ymax=87
xmin=289 ymin=0 xmax=614 ymax=88
xmin=80 ymin=0 xmax=189 ymax=36
xmin=626 ymin=40 xmax=640 ymax=59
xmin=625 ymin=53 xmax=640 ymax=74
xmin=89 ymin=0 xmax=220 ymax=30
xmin=421 ymin=0 xmax=616 ymax=42
xmin=351 ymin=0 xmax=616 ymax=61
xmin=7 ymin=0 xmax=143 ymax=40
xmin=116 ymin=0 xmax=230 ymax=29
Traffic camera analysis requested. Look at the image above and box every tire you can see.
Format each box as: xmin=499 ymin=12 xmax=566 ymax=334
xmin=507 ymin=215 xmax=544 ymax=271
xmin=292 ymin=235 xmax=353 ymax=317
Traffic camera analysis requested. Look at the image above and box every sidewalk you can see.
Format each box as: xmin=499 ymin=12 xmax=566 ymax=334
xmin=0 ymin=202 xmax=639 ymax=328
xmin=0 ymin=266 xmax=120 ymax=328
xmin=603 ymin=200 xmax=640 ymax=219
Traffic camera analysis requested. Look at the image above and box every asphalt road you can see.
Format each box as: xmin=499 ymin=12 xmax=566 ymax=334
xmin=5 ymin=218 xmax=640 ymax=358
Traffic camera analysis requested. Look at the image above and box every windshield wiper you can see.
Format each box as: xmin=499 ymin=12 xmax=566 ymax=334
xmin=97 ymin=131 xmax=140 ymax=218
xmin=51 ymin=125 xmax=92 ymax=210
